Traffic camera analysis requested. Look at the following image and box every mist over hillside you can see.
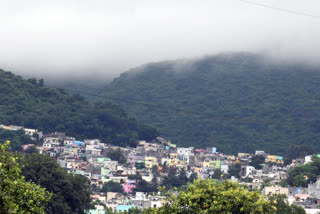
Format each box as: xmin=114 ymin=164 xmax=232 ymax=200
xmin=100 ymin=53 xmax=320 ymax=155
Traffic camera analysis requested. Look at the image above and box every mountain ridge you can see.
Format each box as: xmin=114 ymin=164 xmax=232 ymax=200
xmin=0 ymin=69 xmax=158 ymax=147
xmin=100 ymin=53 xmax=320 ymax=155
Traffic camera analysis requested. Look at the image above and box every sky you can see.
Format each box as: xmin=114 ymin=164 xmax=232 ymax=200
xmin=0 ymin=0 xmax=319 ymax=81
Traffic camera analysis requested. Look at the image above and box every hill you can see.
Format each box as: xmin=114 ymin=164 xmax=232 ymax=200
xmin=100 ymin=53 xmax=320 ymax=155
xmin=0 ymin=69 xmax=158 ymax=147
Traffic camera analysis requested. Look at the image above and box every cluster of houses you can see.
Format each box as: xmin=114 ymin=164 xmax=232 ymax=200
xmin=1 ymin=124 xmax=320 ymax=214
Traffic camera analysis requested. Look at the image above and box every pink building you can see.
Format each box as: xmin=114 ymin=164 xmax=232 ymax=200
xmin=123 ymin=184 xmax=136 ymax=193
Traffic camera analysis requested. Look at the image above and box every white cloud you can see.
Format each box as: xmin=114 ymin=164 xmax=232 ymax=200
xmin=0 ymin=0 xmax=319 ymax=79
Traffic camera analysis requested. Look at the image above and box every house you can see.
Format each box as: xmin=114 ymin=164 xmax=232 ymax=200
xmin=261 ymin=186 xmax=289 ymax=196
xmin=73 ymin=141 xmax=84 ymax=147
xmin=240 ymin=165 xmax=255 ymax=178
xmin=127 ymin=151 xmax=144 ymax=168
xmin=130 ymin=192 xmax=164 ymax=210
xmin=266 ymin=155 xmax=284 ymax=164
xmin=221 ymin=164 xmax=229 ymax=173
xmin=116 ymin=205 xmax=135 ymax=213
xmin=308 ymin=177 xmax=320 ymax=199
xmin=145 ymin=157 xmax=158 ymax=169
xmin=255 ymin=150 xmax=266 ymax=156
xmin=305 ymin=155 xmax=313 ymax=164
xmin=64 ymin=137 xmax=75 ymax=145
xmin=57 ymin=158 xmax=74 ymax=169
xmin=104 ymin=160 xmax=118 ymax=170
xmin=177 ymin=147 xmax=194 ymax=165
xmin=24 ymin=128 xmax=37 ymax=136
xmin=84 ymin=139 xmax=101 ymax=145
xmin=123 ymin=184 xmax=136 ymax=193
xmin=86 ymin=145 xmax=102 ymax=156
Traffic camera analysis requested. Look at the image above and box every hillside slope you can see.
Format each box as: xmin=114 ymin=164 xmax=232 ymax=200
xmin=101 ymin=53 xmax=320 ymax=154
xmin=0 ymin=69 xmax=158 ymax=147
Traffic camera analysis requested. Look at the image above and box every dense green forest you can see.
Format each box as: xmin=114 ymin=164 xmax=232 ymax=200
xmin=100 ymin=53 xmax=320 ymax=155
xmin=0 ymin=69 xmax=158 ymax=147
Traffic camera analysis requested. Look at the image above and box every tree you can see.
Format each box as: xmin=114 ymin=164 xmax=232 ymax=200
xmin=293 ymin=175 xmax=308 ymax=187
xmin=24 ymin=146 xmax=39 ymax=154
xmin=135 ymin=161 xmax=145 ymax=170
xmin=154 ymin=179 xmax=276 ymax=213
xmin=251 ymin=155 xmax=265 ymax=170
xmin=285 ymin=145 xmax=316 ymax=165
xmin=19 ymin=153 xmax=93 ymax=214
xmin=268 ymin=194 xmax=306 ymax=214
xmin=134 ymin=180 xmax=158 ymax=193
xmin=101 ymin=181 xmax=124 ymax=193
xmin=106 ymin=148 xmax=126 ymax=164
xmin=229 ymin=162 xmax=241 ymax=178
xmin=0 ymin=129 xmax=34 ymax=152
xmin=0 ymin=141 xmax=51 ymax=213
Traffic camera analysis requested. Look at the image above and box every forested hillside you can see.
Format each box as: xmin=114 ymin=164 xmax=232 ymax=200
xmin=101 ymin=53 xmax=320 ymax=154
xmin=0 ymin=69 xmax=158 ymax=147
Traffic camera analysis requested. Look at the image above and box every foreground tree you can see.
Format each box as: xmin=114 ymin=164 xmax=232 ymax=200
xmin=19 ymin=153 xmax=93 ymax=214
xmin=0 ymin=141 xmax=51 ymax=213
xmin=154 ymin=179 xmax=275 ymax=214
xmin=268 ymin=194 xmax=306 ymax=214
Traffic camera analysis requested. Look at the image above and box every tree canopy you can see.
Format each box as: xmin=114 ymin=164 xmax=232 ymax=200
xmin=287 ymin=155 xmax=320 ymax=187
xmin=0 ymin=69 xmax=158 ymax=147
xmin=268 ymin=194 xmax=305 ymax=214
xmin=19 ymin=153 xmax=93 ymax=214
xmin=0 ymin=129 xmax=35 ymax=152
xmin=0 ymin=142 xmax=51 ymax=213
xmin=153 ymin=179 xmax=276 ymax=214
xmin=101 ymin=181 xmax=124 ymax=193
xmin=101 ymin=53 xmax=320 ymax=154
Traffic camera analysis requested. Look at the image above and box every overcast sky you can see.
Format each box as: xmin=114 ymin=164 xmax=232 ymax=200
xmin=0 ymin=0 xmax=319 ymax=80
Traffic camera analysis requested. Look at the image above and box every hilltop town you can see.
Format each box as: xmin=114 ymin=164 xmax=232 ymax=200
xmin=1 ymin=124 xmax=319 ymax=214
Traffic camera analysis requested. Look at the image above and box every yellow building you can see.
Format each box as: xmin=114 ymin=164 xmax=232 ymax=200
xmin=145 ymin=157 xmax=158 ymax=169
xmin=266 ymin=155 xmax=284 ymax=164
xmin=238 ymin=153 xmax=250 ymax=158
xmin=176 ymin=160 xmax=187 ymax=169
xmin=168 ymin=158 xmax=178 ymax=167
xmin=203 ymin=160 xmax=210 ymax=168
xmin=170 ymin=153 xmax=177 ymax=159
xmin=168 ymin=153 xmax=178 ymax=167
xmin=227 ymin=155 xmax=236 ymax=161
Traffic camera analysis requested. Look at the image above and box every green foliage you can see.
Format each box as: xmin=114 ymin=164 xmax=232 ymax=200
xmin=19 ymin=153 xmax=93 ymax=214
xmin=0 ymin=129 xmax=34 ymax=152
xmin=128 ymin=172 xmax=142 ymax=180
xmin=134 ymin=180 xmax=158 ymax=193
xmin=0 ymin=69 xmax=158 ymax=147
xmin=24 ymin=146 xmax=39 ymax=154
xmin=92 ymin=199 xmax=107 ymax=210
xmin=278 ymin=180 xmax=289 ymax=187
xmin=284 ymin=144 xmax=316 ymax=165
xmin=101 ymin=53 xmax=320 ymax=154
xmin=153 ymin=179 xmax=276 ymax=214
xmin=101 ymin=181 xmax=124 ymax=193
xmin=0 ymin=141 xmax=51 ymax=213
xmin=160 ymin=167 xmax=195 ymax=190
xmin=229 ymin=162 xmax=241 ymax=178
xmin=268 ymin=194 xmax=306 ymax=214
xmin=251 ymin=155 xmax=265 ymax=170
xmin=287 ymin=155 xmax=320 ymax=187
xmin=135 ymin=161 xmax=145 ymax=170
xmin=106 ymin=148 xmax=126 ymax=164
xmin=262 ymin=178 xmax=272 ymax=189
